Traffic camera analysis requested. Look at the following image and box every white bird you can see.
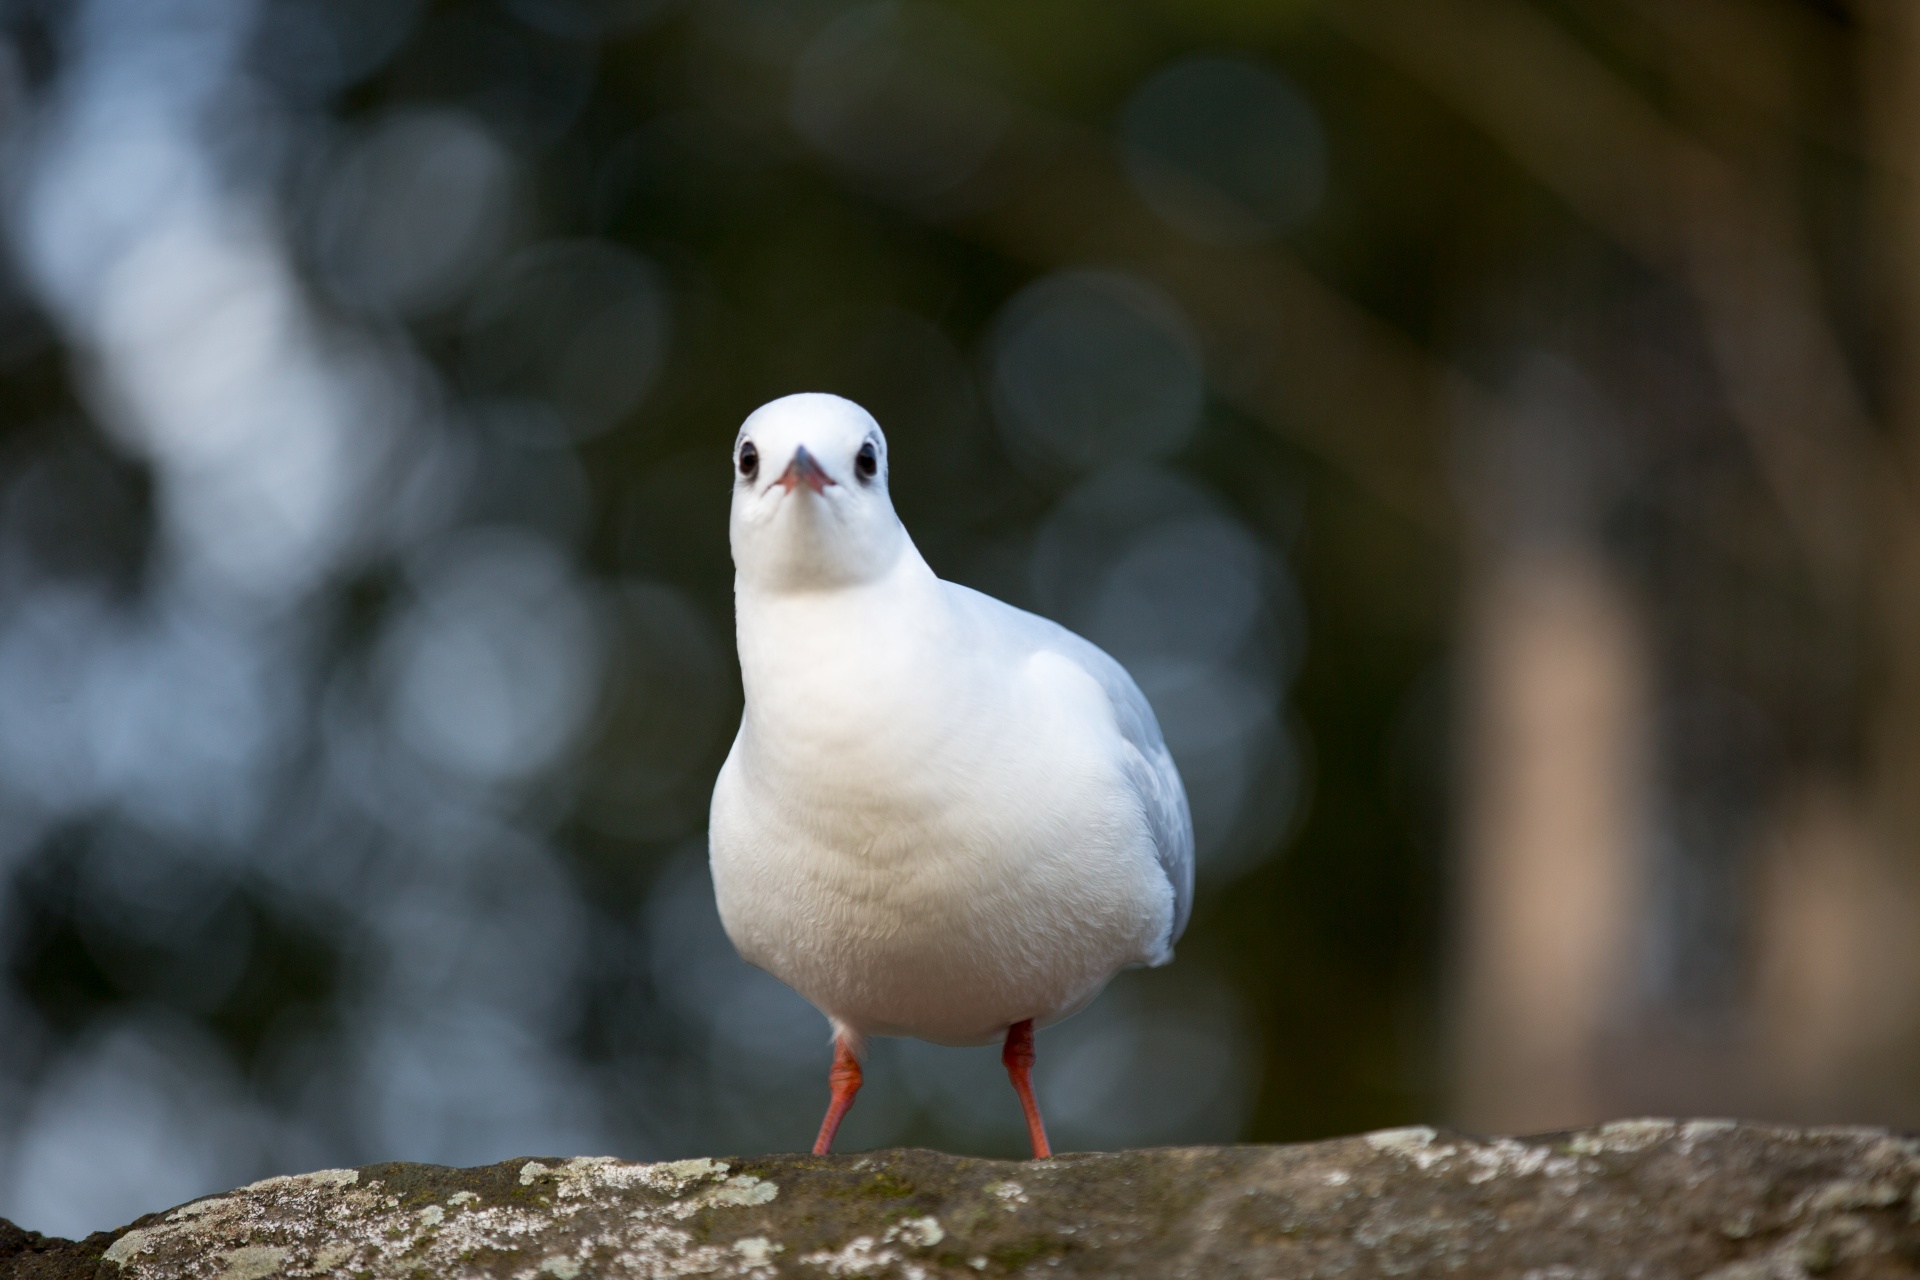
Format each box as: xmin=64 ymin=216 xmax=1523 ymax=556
xmin=708 ymin=392 xmax=1193 ymax=1158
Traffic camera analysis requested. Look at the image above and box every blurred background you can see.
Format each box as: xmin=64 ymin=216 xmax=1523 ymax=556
xmin=0 ymin=0 xmax=1912 ymax=1240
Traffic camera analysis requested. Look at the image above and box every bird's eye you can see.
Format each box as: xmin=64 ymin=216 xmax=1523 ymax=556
xmin=738 ymin=441 xmax=758 ymax=480
xmin=855 ymin=440 xmax=878 ymax=480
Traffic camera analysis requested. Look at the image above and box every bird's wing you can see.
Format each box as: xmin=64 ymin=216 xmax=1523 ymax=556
xmin=946 ymin=583 xmax=1195 ymax=953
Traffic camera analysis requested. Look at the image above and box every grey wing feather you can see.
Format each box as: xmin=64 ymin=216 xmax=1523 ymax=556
xmin=1054 ymin=630 xmax=1195 ymax=953
xmin=949 ymin=585 xmax=1195 ymax=953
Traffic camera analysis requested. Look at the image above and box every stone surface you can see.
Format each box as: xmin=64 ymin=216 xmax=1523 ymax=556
xmin=5 ymin=1121 xmax=1920 ymax=1277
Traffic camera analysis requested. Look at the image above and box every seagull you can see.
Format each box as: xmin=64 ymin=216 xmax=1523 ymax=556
xmin=708 ymin=392 xmax=1193 ymax=1159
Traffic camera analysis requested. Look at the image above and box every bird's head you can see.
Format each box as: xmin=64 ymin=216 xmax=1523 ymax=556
xmin=729 ymin=393 xmax=907 ymax=592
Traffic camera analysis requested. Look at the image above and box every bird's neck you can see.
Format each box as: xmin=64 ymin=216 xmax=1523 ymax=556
xmin=733 ymin=546 xmax=960 ymax=770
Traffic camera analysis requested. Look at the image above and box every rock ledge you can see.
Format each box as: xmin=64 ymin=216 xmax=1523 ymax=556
xmin=5 ymin=1120 xmax=1920 ymax=1278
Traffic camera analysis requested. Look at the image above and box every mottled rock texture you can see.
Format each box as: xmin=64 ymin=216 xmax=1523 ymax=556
xmin=6 ymin=1121 xmax=1920 ymax=1278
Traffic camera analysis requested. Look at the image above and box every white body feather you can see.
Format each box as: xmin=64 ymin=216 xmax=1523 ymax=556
xmin=708 ymin=394 xmax=1192 ymax=1049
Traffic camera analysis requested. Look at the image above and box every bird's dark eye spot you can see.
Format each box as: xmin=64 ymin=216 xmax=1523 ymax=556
xmin=738 ymin=441 xmax=758 ymax=480
xmin=855 ymin=440 xmax=878 ymax=480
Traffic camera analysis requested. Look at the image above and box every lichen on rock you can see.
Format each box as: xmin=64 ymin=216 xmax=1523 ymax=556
xmin=4 ymin=1121 xmax=1920 ymax=1277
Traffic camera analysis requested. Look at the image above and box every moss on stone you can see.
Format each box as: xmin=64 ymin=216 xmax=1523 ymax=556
xmin=5 ymin=1124 xmax=1920 ymax=1277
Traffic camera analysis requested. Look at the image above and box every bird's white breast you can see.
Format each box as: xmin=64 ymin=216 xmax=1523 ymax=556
xmin=709 ymin=566 xmax=1174 ymax=1046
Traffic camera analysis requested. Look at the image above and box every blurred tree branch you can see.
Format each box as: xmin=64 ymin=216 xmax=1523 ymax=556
xmin=1863 ymin=0 xmax=1920 ymax=869
xmin=1329 ymin=0 xmax=1877 ymax=592
xmin=956 ymin=114 xmax=1469 ymax=537
xmin=1325 ymin=0 xmax=1920 ymax=1120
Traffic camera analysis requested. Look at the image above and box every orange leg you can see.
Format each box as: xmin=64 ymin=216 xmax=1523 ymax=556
xmin=812 ymin=1036 xmax=863 ymax=1155
xmin=1002 ymin=1019 xmax=1052 ymax=1158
